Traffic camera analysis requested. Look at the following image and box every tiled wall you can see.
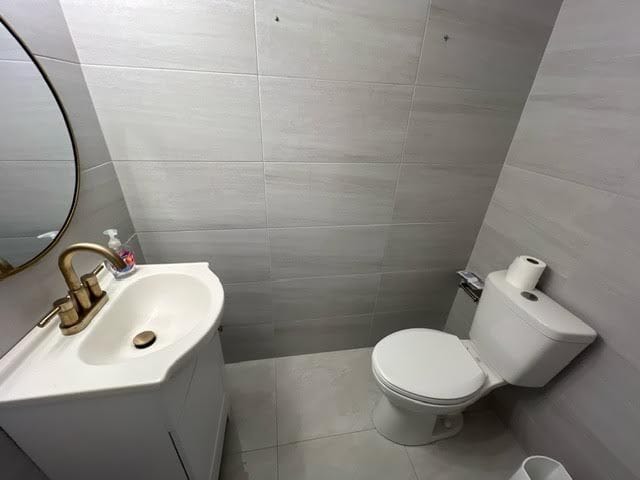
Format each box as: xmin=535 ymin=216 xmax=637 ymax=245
xmin=0 ymin=1 xmax=140 ymax=478
xmin=59 ymin=0 xmax=562 ymax=362
xmin=445 ymin=0 xmax=640 ymax=478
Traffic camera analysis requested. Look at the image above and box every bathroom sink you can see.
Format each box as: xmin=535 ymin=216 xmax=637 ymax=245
xmin=79 ymin=272 xmax=215 ymax=365
xmin=0 ymin=263 xmax=224 ymax=406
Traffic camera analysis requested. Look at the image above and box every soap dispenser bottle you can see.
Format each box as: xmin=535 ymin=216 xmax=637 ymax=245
xmin=103 ymin=229 xmax=136 ymax=277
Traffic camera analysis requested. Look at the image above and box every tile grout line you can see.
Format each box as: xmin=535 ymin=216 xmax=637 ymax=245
xmin=81 ymin=160 xmax=112 ymax=173
xmin=367 ymin=62 xmax=420 ymax=341
xmin=252 ymin=3 xmax=279 ymax=475
xmin=250 ymin=0 xmax=274 ymax=295
xmin=224 ymin=267 xmax=455 ymax=285
xmin=403 ymin=445 xmax=421 ymax=480
xmin=135 ymin=219 xmax=470 ymax=235
xmin=505 ymin=163 xmax=625 ymax=198
xmin=276 ymin=427 xmax=377 ymax=450
xmin=414 ymin=0 xmax=432 ymax=86
xmin=34 ymin=54 xmax=529 ymax=95
xmin=109 ymin=159 xmax=508 ymax=166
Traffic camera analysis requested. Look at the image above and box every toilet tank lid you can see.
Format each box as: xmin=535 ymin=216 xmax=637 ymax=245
xmin=487 ymin=271 xmax=597 ymax=344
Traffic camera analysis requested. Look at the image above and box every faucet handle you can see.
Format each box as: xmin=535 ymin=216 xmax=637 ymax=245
xmin=91 ymin=262 xmax=105 ymax=277
xmin=38 ymin=296 xmax=79 ymax=329
xmin=38 ymin=304 xmax=61 ymax=328
xmin=81 ymin=262 xmax=109 ymax=299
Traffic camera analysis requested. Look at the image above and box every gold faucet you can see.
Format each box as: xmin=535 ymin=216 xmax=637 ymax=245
xmin=38 ymin=243 xmax=127 ymax=335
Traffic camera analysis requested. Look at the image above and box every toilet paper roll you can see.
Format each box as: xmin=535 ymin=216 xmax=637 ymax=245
xmin=505 ymin=255 xmax=546 ymax=291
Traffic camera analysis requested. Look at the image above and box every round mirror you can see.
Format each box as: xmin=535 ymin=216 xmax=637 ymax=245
xmin=0 ymin=20 xmax=78 ymax=279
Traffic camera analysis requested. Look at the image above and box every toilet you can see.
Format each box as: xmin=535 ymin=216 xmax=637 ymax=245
xmin=371 ymin=270 xmax=597 ymax=446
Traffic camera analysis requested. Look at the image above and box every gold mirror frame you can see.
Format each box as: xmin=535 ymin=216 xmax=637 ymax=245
xmin=0 ymin=16 xmax=80 ymax=280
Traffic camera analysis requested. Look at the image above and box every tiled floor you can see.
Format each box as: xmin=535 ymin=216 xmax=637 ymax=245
xmin=220 ymin=348 xmax=526 ymax=480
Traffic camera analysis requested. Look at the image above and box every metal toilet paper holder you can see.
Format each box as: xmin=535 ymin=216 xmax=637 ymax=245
xmin=456 ymin=270 xmax=484 ymax=303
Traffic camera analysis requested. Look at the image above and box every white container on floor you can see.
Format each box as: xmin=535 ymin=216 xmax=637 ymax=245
xmin=510 ymin=456 xmax=573 ymax=480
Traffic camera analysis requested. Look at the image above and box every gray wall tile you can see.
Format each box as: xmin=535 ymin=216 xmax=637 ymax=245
xmin=505 ymin=74 xmax=640 ymax=193
xmin=1 ymin=0 xmax=79 ymax=62
xmin=417 ymin=0 xmax=560 ymax=92
xmin=223 ymin=282 xmax=273 ymax=326
xmin=382 ymin=223 xmax=476 ymax=272
xmin=393 ymin=163 xmax=500 ymax=224
xmin=72 ymin=162 xmax=135 ymax=248
xmin=487 ymin=166 xmax=616 ymax=278
xmin=554 ymin=194 xmax=640 ymax=370
xmin=115 ymin=162 xmax=266 ymax=231
xmin=504 ymin=6 xmax=640 ymax=193
xmin=443 ymin=290 xmax=477 ymax=339
xmin=138 ymin=229 xmax=270 ymax=284
xmin=371 ymin=308 xmax=448 ymax=344
xmin=84 ymin=66 xmax=261 ymax=162
xmin=376 ymin=269 xmax=458 ymax=313
xmin=255 ymin=0 xmax=428 ymax=83
xmin=546 ymin=345 xmax=640 ymax=476
xmin=274 ymin=314 xmax=372 ymax=357
xmin=265 ymin=163 xmax=398 ymax=227
xmin=465 ymin=223 xmax=519 ymax=280
xmin=271 ymin=274 xmax=380 ymax=322
xmin=221 ymin=323 xmax=276 ymax=363
xmin=494 ymin=378 xmax=638 ymax=480
xmin=260 ymin=77 xmax=412 ymax=163
xmin=404 ymin=86 xmax=524 ymax=166
xmin=60 ymin=0 xmax=257 ymax=74
xmin=269 ymin=226 xmax=387 ymax=279
xmin=456 ymin=0 xmax=640 ymax=477
xmin=36 ymin=57 xmax=111 ymax=169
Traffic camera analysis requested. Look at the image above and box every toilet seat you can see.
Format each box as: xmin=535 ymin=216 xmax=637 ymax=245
xmin=372 ymin=329 xmax=486 ymax=406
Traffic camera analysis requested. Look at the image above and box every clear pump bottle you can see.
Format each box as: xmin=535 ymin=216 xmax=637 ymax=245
xmin=103 ymin=229 xmax=136 ymax=277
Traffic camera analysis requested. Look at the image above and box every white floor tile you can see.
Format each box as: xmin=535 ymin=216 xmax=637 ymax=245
xmin=275 ymin=348 xmax=381 ymax=444
xmin=224 ymin=359 xmax=277 ymax=454
xmin=278 ymin=430 xmax=417 ymax=480
xmin=220 ymin=448 xmax=277 ymax=480
xmin=405 ymin=411 xmax=526 ymax=480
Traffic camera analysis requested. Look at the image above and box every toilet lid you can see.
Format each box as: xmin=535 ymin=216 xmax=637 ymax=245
xmin=372 ymin=329 xmax=486 ymax=404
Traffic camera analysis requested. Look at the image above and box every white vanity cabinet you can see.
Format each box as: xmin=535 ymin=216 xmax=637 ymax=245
xmin=0 ymin=334 xmax=228 ymax=480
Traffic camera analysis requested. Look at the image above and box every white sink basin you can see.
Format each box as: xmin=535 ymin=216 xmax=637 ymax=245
xmin=79 ymin=272 xmax=215 ymax=365
xmin=0 ymin=263 xmax=224 ymax=406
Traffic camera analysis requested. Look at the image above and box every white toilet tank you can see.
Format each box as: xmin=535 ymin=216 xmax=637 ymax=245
xmin=469 ymin=271 xmax=596 ymax=387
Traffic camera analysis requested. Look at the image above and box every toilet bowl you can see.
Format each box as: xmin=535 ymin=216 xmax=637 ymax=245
xmin=371 ymin=329 xmax=504 ymax=445
xmin=371 ymin=270 xmax=597 ymax=446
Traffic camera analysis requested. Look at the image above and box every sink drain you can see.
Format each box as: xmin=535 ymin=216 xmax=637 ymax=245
xmin=133 ymin=330 xmax=156 ymax=349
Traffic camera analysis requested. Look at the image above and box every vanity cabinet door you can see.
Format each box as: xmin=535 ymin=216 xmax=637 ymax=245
xmin=0 ymin=393 xmax=190 ymax=480
xmin=172 ymin=334 xmax=227 ymax=480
